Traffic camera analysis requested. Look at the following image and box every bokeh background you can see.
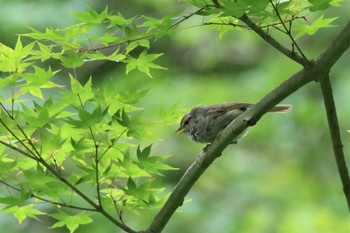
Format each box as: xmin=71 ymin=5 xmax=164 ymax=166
xmin=0 ymin=0 xmax=349 ymax=232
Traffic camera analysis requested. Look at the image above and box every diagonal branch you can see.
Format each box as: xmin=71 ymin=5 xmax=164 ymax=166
xmin=319 ymin=75 xmax=350 ymax=211
xmin=316 ymin=20 xmax=350 ymax=72
xmin=145 ymin=68 xmax=309 ymax=233
xmin=0 ymin=103 xmax=41 ymax=158
xmin=0 ymin=180 xmax=98 ymax=212
xmin=144 ymin=20 xmax=350 ymax=233
xmin=0 ymin=139 xmax=39 ymax=161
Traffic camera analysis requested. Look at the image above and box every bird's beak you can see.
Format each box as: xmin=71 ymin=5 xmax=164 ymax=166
xmin=176 ymin=127 xmax=186 ymax=135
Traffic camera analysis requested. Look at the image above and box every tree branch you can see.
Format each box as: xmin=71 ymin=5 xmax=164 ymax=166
xmin=36 ymin=156 xmax=137 ymax=233
xmin=319 ymin=75 xmax=350 ymax=211
xmin=268 ymin=0 xmax=308 ymax=61
xmin=204 ymin=16 xmax=306 ymax=31
xmin=0 ymin=139 xmax=39 ymax=161
xmin=316 ymin=20 xmax=350 ymax=73
xmin=239 ymin=14 xmax=309 ymax=66
xmin=0 ymin=109 xmax=137 ymax=233
xmin=144 ymin=20 xmax=350 ymax=233
xmin=0 ymin=180 xmax=98 ymax=212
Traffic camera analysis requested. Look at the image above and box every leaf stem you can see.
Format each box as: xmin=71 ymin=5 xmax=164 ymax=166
xmin=269 ymin=0 xmax=309 ymax=61
xmin=94 ymin=142 xmax=103 ymax=209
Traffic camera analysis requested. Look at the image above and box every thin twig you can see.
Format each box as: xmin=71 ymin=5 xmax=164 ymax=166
xmin=204 ymin=21 xmax=250 ymax=28
xmin=71 ymin=7 xmax=205 ymax=55
xmin=0 ymin=103 xmax=14 ymax=119
xmin=112 ymin=192 xmax=125 ymax=225
xmin=169 ymin=7 xmax=205 ymax=30
xmin=77 ymin=90 xmax=103 ymax=210
xmin=204 ymin=16 xmax=305 ymax=31
xmin=16 ymin=124 xmax=41 ymax=157
xmin=0 ymin=180 xmax=98 ymax=212
xmin=94 ymin=142 xmax=103 ymax=209
xmin=319 ymin=75 xmax=350 ymax=212
xmin=269 ymin=0 xmax=309 ymax=61
xmin=98 ymin=128 xmax=128 ymax=162
xmin=0 ymin=139 xmax=38 ymax=161
xmin=0 ymin=103 xmax=41 ymax=158
xmin=238 ymin=14 xmax=309 ymax=66
xmin=0 ymin=119 xmax=38 ymax=159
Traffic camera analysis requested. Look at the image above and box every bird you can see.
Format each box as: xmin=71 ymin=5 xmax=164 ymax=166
xmin=176 ymin=102 xmax=292 ymax=143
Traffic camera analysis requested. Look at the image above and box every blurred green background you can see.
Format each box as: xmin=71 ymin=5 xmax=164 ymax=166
xmin=0 ymin=0 xmax=349 ymax=232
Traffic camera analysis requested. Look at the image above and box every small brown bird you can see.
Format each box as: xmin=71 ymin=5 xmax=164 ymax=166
xmin=177 ymin=102 xmax=292 ymax=143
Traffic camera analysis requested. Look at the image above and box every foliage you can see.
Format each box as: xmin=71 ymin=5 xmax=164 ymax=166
xmin=0 ymin=6 xmax=180 ymax=231
xmin=0 ymin=0 xmax=348 ymax=233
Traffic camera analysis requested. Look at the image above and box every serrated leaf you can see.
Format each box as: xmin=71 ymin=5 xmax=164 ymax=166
xmin=125 ymin=51 xmax=166 ymax=78
xmin=119 ymin=150 xmax=151 ymax=177
xmin=137 ymin=154 xmax=178 ymax=176
xmin=50 ymin=211 xmax=93 ymax=233
xmin=221 ymin=1 xmax=248 ymax=17
xmin=137 ymin=144 xmax=152 ymax=160
xmin=3 ymin=204 xmax=44 ymax=224
xmin=83 ymin=105 xmax=108 ymax=127
xmin=308 ymin=0 xmax=332 ymax=11
xmin=148 ymin=193 xmax=157 ymax=205
xmin=29 ymin=86 xmax=44 ymax=99
xmin=0 ymin=73 xmax=21 ymax=88
xmin=70 ymin=74 xmax=84 ymax=94
xmin=120 ymin=87 xmax=149 ymax=104
xmin=114 ymin=108 xmax=130 ymax=127
xmin=124 ymin=23 xmax=139 ymax=39
xmin=0 ymin=196 xmax=27 ymax=207
xmin=73 ymin=6 xmax=109 ymax=24
xmin=59 ymin=54 xmax=85 ymax=68
xmin=0 ymin=38 xmax=34 ymax=72
xmin=108 ymin=12 xmax=132 ymax=26
xmin=69 ymin=75 xmax=94 ymax=104
xmin=127 ymin=177 xmax=137 ymax=191
xmin=294 ymin=15 xmax=337 ymax=39
xmin=36 ymin=42 xmax=53 ymax=61
xmin=70 ymin=137 xmax=89 ymax=150
xmin=126 ymin=39 xmax=150 ymax=54
xmin=0 ymin=156 xmax=17 ymax=179
xmin=159 ymin=103 xmax=188 ymax=124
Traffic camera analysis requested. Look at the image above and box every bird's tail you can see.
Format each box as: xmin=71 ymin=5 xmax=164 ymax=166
xmin=270 ymin=104 xmax=292 ymax=113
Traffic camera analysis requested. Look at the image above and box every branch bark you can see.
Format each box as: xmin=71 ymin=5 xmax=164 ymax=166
xmin=320 ymin=75 xmax=350 ymax=211
xmin=144 ymin=21 xmax=350 ymax=233
xmin=239 ymin=14 xmax=309 ymax=66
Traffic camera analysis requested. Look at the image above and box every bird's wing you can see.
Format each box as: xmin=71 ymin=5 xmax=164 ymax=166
xmin=218 ymin=102 xmax=254 ymax=111
xmin=206 ymin=102 xmax=253 ymax=118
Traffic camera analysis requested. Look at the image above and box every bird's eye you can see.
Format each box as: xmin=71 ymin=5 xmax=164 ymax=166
xmin=182 ymin=115 xmax=191 ymax=126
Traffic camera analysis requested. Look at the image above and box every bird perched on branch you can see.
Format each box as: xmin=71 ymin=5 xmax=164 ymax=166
xmin=176 ymin=102 xmax=292 ymax=143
